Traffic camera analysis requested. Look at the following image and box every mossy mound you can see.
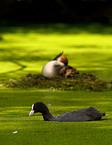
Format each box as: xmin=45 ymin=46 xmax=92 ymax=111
xmin=4 ymin=73 xmax=112 ymax=91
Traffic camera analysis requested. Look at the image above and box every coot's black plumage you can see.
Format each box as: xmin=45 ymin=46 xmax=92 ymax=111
xmin=29 ymin=102 xmax=105 ymax=122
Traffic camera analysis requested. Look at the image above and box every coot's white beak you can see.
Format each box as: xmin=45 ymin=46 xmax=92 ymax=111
xmin=29 ymin=110 xmax=34 ymax=116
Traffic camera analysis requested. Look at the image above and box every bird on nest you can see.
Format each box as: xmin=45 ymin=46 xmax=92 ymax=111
xmin=42 ymin=52 xmax=79 ymax=78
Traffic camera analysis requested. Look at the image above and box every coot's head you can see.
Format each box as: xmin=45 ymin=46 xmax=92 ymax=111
xmin=29 ymin=102 xmax=48 ymax=116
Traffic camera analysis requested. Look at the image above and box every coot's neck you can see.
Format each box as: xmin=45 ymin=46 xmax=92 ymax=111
xmin=42 ymin=110 xmax=53 ymax=121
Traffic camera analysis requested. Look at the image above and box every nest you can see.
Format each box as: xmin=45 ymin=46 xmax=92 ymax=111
xmin=4 ymin=72 xmax=112 ymax=91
